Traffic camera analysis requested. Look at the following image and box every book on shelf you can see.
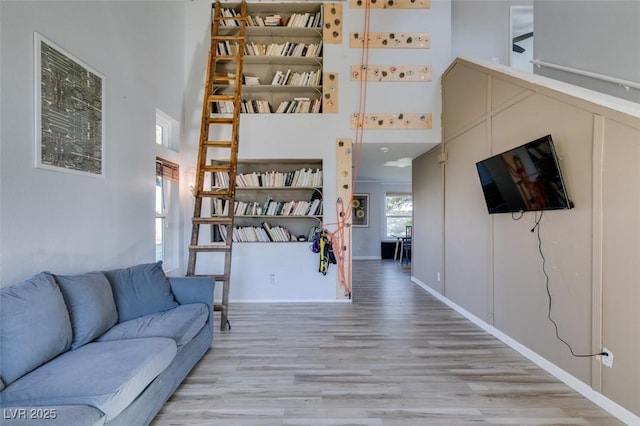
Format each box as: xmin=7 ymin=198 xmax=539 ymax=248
xmin=212 ymin=168 xmax=323 ymax=189
xmin=276 ymin=99 xmax=321 ymax=114
xmin=233 ymin=167 xmax=322 ymax=188
xmin=221 ymin=222 xmax=295 ymax=242
xmin=219 ymin=8 xmax=240 ymax=27
xmin=286 ymin=11 xmax=322 ymax=28
xmin=212 ymin=101 xmax=235 ymax=114
xmin=264 ymin=14 xmax=283 ymax=26
xmin=241 ymin=99 xmax=271 ymax=114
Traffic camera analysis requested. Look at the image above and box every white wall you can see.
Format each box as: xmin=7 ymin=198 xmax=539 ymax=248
xmin=0 ymin=1 xmax=185 ymax=285
xmin=452 ymin=0 xmax=532 ymax=66
xmin=1 ymin=0 xmax=449 ymax=298
xmin=534 ymin=0 xmax=640 ymax=103
xmin=181 ymin=0 xmax=450 ymax=300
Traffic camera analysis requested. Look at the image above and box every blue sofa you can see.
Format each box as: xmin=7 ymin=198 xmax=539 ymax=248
xmin=0 ymin=261 xmax=214 ymax=426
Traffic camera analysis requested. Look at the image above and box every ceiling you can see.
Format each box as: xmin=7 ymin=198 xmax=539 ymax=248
xmin=352 ymin=142 xmax=438 ymax=184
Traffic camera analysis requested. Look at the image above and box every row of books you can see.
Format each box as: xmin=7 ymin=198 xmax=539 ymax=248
xmin=275 ymin=98 xmax=321 ymax=113
xmin=212 ymin=168 xmax=323 ymax=188
xmin=216 ymin=41 xmax=239 ymax=56
xmin=217 ymin=41 xmax=322 ymax=58
xmin=243 ymin=100 xmax=270 ymax=114
xmin=217 ymin=223 xmax=296 ymax=243
xmin=212 ymin=99 xmax=323 ymax=114
xmin=218 ymin=8 xmax=322 ymax=28
xmin=212 ymin=100 xmax=271 ymax=114
xmin=247 ymin=41 xmax=322 ymax=58
xmin=271 ymin=69 xmax=321 ymax=87
xmin=285 ymin=12 xmax=323 ymax=28
xmin=238 ymin=168 xmax=322 ymax=188
xmin=216 ymin=70 xmax=321 ymax=88
xmin=212 ymin=197 xmax=322 ymax=217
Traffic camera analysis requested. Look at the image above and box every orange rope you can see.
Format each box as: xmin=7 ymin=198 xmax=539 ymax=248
xmin=321 ymin=0 xmax=371 ymax=297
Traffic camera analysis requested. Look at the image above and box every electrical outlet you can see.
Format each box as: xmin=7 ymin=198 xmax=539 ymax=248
xmin=601 ymin=347 xmax=614 ymax=368
xmin=437 ymin=272 xmax=441 ymax=281
xmin=269 ymin=273 xmax=276 ymax=285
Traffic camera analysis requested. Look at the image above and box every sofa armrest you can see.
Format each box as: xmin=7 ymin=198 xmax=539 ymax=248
xmin=168 ymin=277 xmax=215 ymax=327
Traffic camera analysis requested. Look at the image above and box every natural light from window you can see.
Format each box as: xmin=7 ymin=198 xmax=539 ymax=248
xmin=385 ymin=193 xmax=412 ymax=238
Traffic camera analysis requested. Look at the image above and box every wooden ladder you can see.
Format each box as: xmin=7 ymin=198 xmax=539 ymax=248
xmin=187 ymin=1 xmax=247 ymax=332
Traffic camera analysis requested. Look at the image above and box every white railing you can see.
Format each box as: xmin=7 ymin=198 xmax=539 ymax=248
xmin=531 ymin=59 xmax=640 ymax=92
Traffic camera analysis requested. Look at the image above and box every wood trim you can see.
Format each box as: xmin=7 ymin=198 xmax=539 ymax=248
xmin=156 ymin=157 xmax=179 ymax=181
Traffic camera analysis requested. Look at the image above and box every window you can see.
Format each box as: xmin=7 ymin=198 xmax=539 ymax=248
xmin=155 ymin=158 xmax=179 ymax=267
xmin=385 ymin=193 xmax=412 ymax=239
xmin=155 ymin=109 xmax=179 ymax=151
xmin=155 ymin=124 xmax=166 ymax=146
xmin=154 ymin=109 xmax=180 ymax=270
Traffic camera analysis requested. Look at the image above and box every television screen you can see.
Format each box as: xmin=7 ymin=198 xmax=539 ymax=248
xmin=475 ymin=135 xmax=573 ymax=214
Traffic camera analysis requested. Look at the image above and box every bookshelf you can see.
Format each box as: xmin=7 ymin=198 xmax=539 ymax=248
xmin=211 ymin=159 xmax=323 ymax=243
xmin=213 ymin=3 xmax=325 ymax=114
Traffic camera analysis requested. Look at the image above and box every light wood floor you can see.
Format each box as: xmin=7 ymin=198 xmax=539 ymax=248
xmin=152 ymin=260 xmax=623 ymax=426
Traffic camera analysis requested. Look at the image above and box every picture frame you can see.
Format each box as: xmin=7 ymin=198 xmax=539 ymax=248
xmin=34 ymin=33 xmax=105 ymax=176
xmin=352 ymin=193 xmax=369 ymax=227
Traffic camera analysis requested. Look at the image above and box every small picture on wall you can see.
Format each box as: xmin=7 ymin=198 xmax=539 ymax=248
xmin=352 ymin=193 xmax=369 ymax=227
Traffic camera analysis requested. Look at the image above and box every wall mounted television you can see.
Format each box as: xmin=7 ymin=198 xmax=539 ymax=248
xmin=475 ymin=134 xmax=573 ymax=214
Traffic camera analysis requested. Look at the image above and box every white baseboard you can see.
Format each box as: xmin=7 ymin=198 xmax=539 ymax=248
xmin=411 ymin=276 xmax=640 ymax=426
xmin=353 ymin=256 xmax=381 ymax=260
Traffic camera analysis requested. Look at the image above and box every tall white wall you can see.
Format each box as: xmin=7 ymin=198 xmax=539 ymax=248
xmin=534 ymin=0 xmax=640 ymax=103
xmin=182 ymin=0 xmax=450 ymax=300
xmin=1 ymin=0 xmax=450 ymax=298
xmin=452 ymin=0 xmax=532 ymax=66
xmin=0 ymin=1 xmax=185 ymax=285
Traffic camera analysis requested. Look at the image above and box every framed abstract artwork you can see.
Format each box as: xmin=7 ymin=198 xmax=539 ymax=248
xmin=352 ymin=193 xmax=369 ymax=227
xmin=34 ymin=33 xmax=105 ymax=176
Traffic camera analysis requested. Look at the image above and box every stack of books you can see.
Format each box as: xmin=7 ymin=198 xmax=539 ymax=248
xmin=264 ymin=15 xmax=283 ymax=26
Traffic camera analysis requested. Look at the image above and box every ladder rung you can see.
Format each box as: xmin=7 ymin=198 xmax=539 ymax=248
xmin=209 ymin=94 xmax=236 ymax=102
xmin=189 ymin=245 xmax=232 ymax=253
xmin=204 ymin=140 xmax=234 ymax=148
xmin=215 ymin=16 xmax=247 ymax=22
xmin=212 ymin=76 xmax=234 ymax=83
xmin=207 ymin=117 xmax=235 ymax=125
xmin=186 ymin=274 xmax=229 ymax=282
xmin=212 ymin=35 xmax=246 ymax=41
xmin=198 ymin=190 xmax=233 ymax=197
xmin=192 ymin=217 xmax=233 ymax=225
xmin=201 ymin=164 xmax=231 ymax=172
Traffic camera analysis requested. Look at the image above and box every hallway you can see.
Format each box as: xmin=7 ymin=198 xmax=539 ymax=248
xmin=153 ymin=260 xmax=623 ymax=425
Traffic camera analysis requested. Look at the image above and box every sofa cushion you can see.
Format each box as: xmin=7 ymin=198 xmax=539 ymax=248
xmin=0 ymin=272 xmax=72 ymax=385
xmin=103 ymin=261 xmax=178 ymax=322
xmin=55 ymin=272 xmax=118 ymax=350
xmin=97 ymin=303 xmax=209 ymax=348
xmin=0 ymin=338 xmax=176 ymax=421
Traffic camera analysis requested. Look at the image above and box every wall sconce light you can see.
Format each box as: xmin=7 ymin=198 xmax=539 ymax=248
xmin=184 ymin=167 xmax=196 ymax=194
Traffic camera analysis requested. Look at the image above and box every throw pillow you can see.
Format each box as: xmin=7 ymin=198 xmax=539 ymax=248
xmin=103 ymin=261 xmax=178 ymax=322
xmin=0 ymin=272 xmax=73 ymax=385
xmin=55 ymin=271 xmax=118 ymax=350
